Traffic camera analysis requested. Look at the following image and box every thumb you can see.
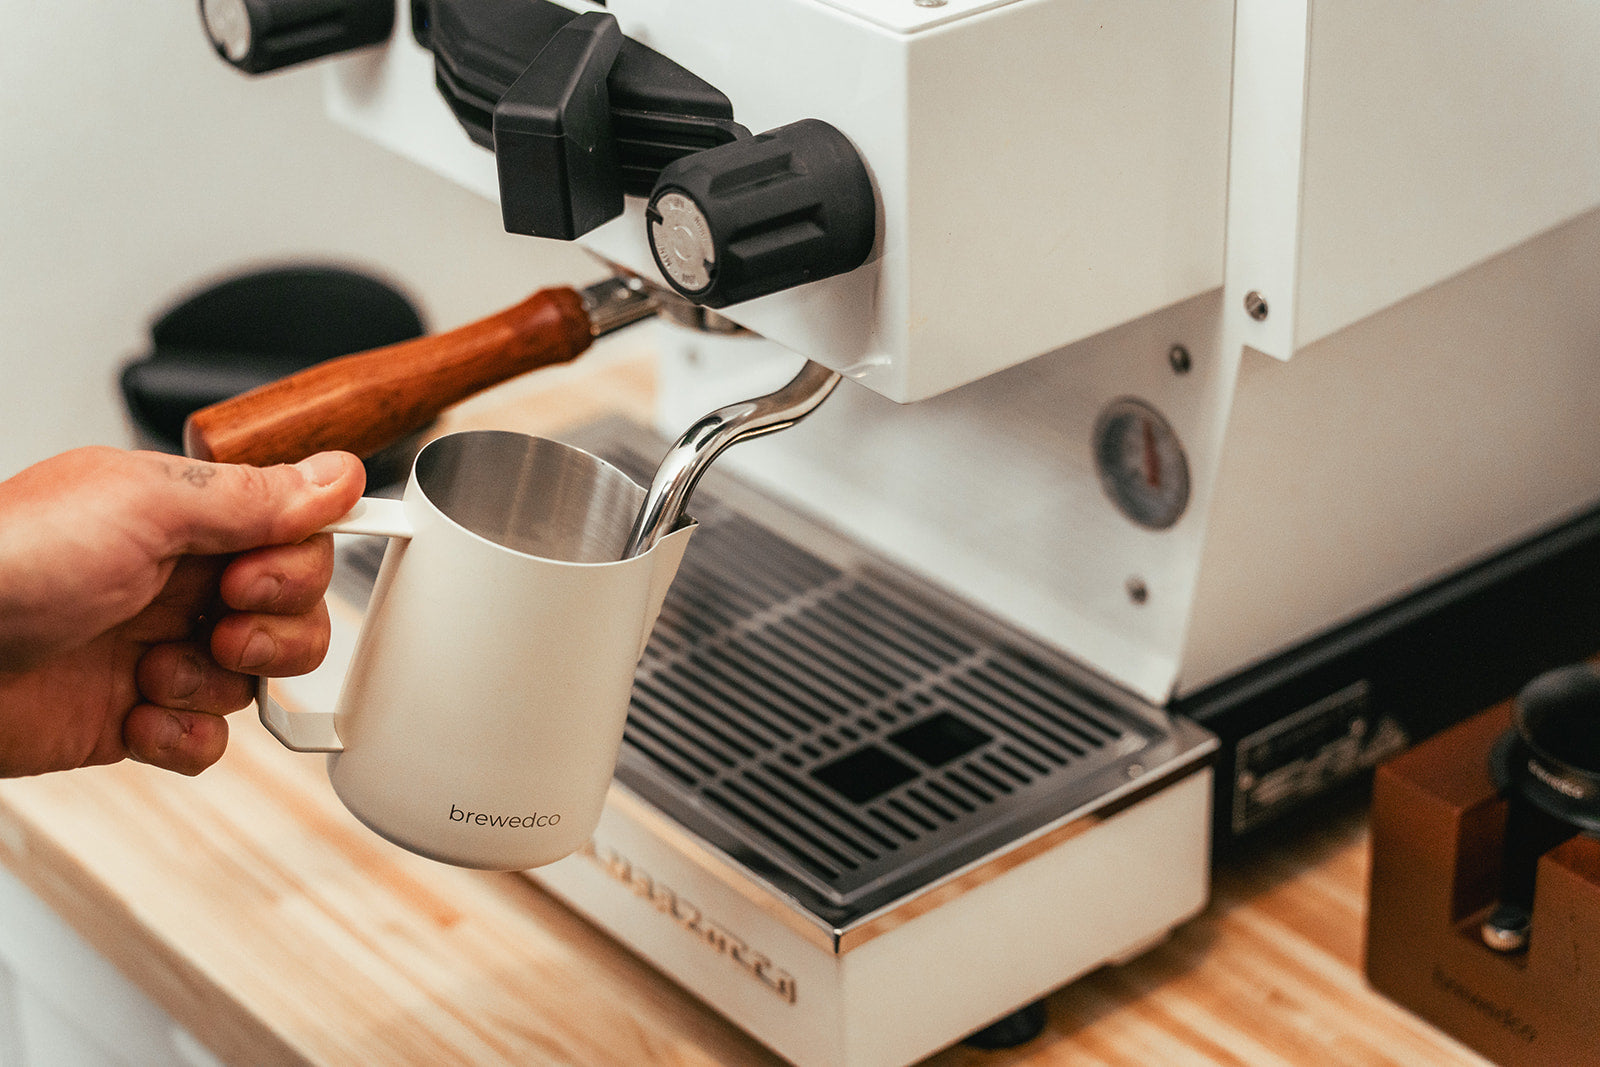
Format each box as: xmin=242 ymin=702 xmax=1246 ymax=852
xmin=153 ymin=452 xmax=367 ymax=557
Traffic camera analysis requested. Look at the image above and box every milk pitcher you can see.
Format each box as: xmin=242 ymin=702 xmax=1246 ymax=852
xmin=257 ymin=429 xmax=694 ymax=871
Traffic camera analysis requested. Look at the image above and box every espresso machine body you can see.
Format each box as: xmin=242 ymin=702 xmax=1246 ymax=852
xmin=252 ymin=1 xmax=1600 ymax=1062
xmin=327 ymin=0 xmax=1600 ymax=707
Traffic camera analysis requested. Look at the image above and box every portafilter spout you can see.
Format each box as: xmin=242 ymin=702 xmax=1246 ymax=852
xmin=624 ymin=360 xmax=842 ymax=559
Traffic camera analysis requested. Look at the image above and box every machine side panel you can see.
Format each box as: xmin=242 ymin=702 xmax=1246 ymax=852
xmin=1182 ymin=206 xmax=1600 ymax=693
xmin=665 ymin=289 xmax=1232 ymax=705
xmin=1269 ymin=2 xmax=1600 ymax=356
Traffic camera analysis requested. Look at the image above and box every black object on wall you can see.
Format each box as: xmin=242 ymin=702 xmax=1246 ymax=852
xmin=119 ymin=265 xmax=425 ymax=484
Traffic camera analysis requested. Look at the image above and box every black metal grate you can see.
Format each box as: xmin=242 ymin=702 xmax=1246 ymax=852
xmin=603 ymin=447 xmax=1161 ymax=914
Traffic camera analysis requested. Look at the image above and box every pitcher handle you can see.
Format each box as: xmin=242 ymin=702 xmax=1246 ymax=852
xmin=257 ymin=497 xmax=414 ymax=753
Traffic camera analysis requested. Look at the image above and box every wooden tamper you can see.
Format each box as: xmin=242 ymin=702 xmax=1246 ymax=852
xmin=1366 ymin=685 xmax=1600 ymax=1066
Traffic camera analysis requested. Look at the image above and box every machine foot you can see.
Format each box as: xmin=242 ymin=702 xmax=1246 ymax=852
xmin=962 ymin=999 xmax=1049 ymax=1050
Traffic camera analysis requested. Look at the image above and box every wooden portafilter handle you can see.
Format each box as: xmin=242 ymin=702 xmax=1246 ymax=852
xmin=182 ymin=286 xmax=594 ymax=467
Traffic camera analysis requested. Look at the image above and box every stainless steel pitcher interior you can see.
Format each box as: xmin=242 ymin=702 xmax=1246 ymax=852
xmin=415 ymin=430 xmax=645 ymax=564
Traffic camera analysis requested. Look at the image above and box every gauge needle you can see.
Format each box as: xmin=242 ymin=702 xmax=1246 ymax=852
xmin=1142 ymin=418 xmax=1162 ymax=489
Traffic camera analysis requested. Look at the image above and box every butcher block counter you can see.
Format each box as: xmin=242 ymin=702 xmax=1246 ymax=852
xmin=0 ymin=348 xmax=1490 ymax=1066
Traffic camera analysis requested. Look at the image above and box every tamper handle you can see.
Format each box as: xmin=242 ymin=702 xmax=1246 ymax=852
xmin=183 ymin=286 xmax=594 ymax=467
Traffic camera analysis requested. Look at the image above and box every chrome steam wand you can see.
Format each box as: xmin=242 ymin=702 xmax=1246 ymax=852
xmin=624 ymin=360 xmax=842 ymax=559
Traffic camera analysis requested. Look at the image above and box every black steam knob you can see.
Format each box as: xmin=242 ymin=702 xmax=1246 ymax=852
xmin=200 ymin=0 xmax=394 ymax=75
xmin=646 ymin=119 xmax=876 ymax=308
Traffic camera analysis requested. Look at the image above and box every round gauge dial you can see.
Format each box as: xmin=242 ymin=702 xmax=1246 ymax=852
xmin=1093 ymin=398 xmax=1190 ymax=530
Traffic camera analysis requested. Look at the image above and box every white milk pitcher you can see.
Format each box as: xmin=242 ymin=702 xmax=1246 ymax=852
xmin=258 ymin=429 xmax=694 ymax=871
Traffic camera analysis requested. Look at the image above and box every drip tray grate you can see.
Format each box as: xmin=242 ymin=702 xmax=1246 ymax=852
xmin=593 ymin=431 xmax=1189 ymax=928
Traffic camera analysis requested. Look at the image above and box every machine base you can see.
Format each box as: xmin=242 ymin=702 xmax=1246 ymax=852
xmin=529 ymin=768 xmax=1211 ymax=1067
xmin=1366 ymin=703 xmax=1600 ymax=1066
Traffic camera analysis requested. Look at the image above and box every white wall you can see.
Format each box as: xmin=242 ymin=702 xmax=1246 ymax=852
xmin=0 ymin=2 xmax=595 ymax=477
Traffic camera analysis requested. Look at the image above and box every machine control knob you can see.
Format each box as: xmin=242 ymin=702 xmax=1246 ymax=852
xmin=646 ymin=119 xmax=876 ymax=308
xmin=201 ymin=0 xmax=394 ymax=75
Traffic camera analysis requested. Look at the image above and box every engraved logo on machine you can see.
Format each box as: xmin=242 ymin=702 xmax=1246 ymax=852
xmin=578 ymin=840 xmax=799 ymax=1004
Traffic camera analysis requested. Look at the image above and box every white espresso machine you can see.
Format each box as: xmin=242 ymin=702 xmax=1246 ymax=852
xmin=199 ymin=1 xmax=1600 ymax=1063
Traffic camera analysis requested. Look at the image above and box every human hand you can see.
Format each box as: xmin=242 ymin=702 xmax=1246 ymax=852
xmin=0 ymin=447 xmax=365 ymax=777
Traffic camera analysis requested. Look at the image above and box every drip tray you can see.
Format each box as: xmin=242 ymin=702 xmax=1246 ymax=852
xmin=340 ymin=419 xmax=1213 ymax=936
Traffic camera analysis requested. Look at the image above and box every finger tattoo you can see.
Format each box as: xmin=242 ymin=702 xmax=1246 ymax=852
xmin=176 ymin=463 xmax=216 ymax=488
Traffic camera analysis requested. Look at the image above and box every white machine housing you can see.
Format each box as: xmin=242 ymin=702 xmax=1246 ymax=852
xmin=333 ymin=0 xmax=1235 ymax=403
xmin=309 ymin=2 xmax=1600 ymax=1064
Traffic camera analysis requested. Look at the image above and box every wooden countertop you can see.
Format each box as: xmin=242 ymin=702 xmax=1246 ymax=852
xmin=0 ymin=349 xmax=1492 ymax=1066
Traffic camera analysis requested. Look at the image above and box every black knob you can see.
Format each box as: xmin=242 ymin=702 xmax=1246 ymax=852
xmin=201 ymin=0 xmax=394 ymax=75
xmin=646 ymin=119 xmax=876 ymax=308
xmin=492 ymin=12 xmax=624 ymax=241
xmin=426 ymin=1 xmax=746 ymax=241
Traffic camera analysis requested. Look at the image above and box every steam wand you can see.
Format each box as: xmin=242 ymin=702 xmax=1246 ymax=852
xmin=624 ymin=361 xmax=842 ymax=558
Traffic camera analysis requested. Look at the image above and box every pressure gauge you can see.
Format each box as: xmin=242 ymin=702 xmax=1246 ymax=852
xmin=1093 ymin=398 xmax=1190 ymax=530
